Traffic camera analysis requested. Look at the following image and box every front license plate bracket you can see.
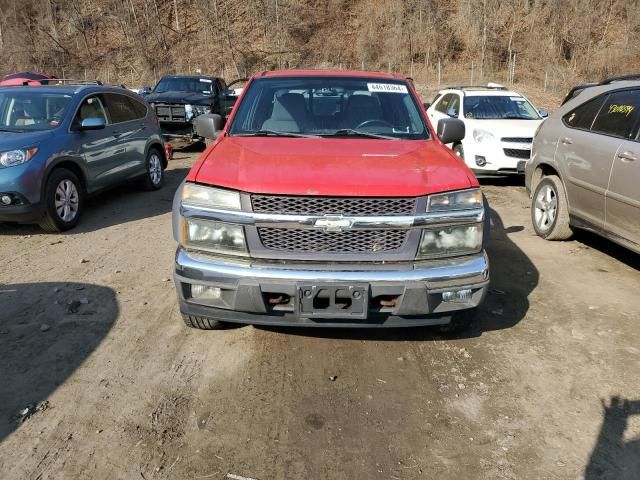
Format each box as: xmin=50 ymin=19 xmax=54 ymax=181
xmin=298 ymin=284 xmax=368 ymax=319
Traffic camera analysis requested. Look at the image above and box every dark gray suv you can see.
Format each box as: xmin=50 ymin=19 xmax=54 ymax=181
xmin=0 ymin=83 xmax=167 ymax=231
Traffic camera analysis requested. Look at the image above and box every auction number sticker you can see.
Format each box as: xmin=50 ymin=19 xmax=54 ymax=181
xmin=367 ymin=83 xmax=408 ymax=94
xmin=199 ymin=78 xmax=213 ymax=83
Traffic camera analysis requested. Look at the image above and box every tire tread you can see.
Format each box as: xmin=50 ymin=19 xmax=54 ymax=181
xmin=181 ymin=313 xmax=224 ymax=330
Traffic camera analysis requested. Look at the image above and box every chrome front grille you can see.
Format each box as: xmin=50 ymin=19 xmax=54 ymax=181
xmin=257 ymin=228 xmax=408 ymax=254
xmin=251 ymin=195 xmax=417 ymax=216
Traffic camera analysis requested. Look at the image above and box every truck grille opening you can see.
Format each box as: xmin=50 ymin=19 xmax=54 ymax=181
xmin=503 ymin=148 xmax=531 ymax=159
xmin=501 ymin=137 xmax=533 ymax=143
xmin=153 ymin=103 xmax=187 ymax=123
xmin=251 ymin=195 xmax=417 ymax=216
xmin=257 ymin=228 xmax=408 ymax=254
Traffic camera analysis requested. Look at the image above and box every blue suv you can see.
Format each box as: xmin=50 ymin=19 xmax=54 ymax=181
xmin=0 ymin=83 xmax=167 ymax=231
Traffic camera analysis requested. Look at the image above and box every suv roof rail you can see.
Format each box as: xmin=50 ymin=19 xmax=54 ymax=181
xmin=598 ymin=73 xmax=640 ymax=85
xmin=560 ymin=74 xmax=640 ymax=105
xmin=444 ymin=84 xmax=508 ymax=91
xmin=48 ymin=79 xmax=104 ymax=86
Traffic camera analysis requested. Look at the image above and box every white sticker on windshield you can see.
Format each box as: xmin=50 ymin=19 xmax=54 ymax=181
xmin=510 ymin=96 xmax=525 ymax=101
xmin=199 ymin=78 xmax=213 ymax=83
xmin=367 ymin=83 xmax=408 ymax=94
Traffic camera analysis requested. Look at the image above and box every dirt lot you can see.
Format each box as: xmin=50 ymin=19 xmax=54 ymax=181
xmin=1 ymin=150 xmax=639 ymax=480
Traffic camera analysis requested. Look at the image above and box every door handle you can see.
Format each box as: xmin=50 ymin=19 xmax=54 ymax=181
xmin=617 ymin=151 xmax=637 ymax=162
xmin=561 ymin=137 xmax=573 ymax=145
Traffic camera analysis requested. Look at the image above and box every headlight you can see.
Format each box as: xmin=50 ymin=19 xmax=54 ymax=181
xmin=182 ymin=218 xmax=247 ymax=255
xmin=181 ymin=183 xmax=241 ymax=211
xmin=418 ymin=224 xmax=483 ymax=259
xmin=185 ymin=104 xmax=194 ymax=121
xmin=0 ymin=147 xmax=38 ymax=168
xmin=193 ymin=105 xmax=212 ymax=116
xmin=472 ymin=129 xmax=495 ymax=143
xmin=427 ymin=188 xmax=483 ymax=212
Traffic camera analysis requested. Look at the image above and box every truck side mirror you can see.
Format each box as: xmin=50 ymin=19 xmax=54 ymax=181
xmin=194 ymin=113 xmax=223 ymax=140
xmin=423 ymin=102 xmax=431 ymax=110
xmin=437 ymin=118 xmax=465 ymax=144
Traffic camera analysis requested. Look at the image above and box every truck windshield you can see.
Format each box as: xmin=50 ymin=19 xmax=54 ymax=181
xmin=228 ymin=76 xmax=429 ymax=140
xmin=0 ymin=91 xmax=72 ymax=131
xmin=153 ymin=77 xmax=214 ymax=95
xmin=463 ymin=95 xmax=541 ymax=120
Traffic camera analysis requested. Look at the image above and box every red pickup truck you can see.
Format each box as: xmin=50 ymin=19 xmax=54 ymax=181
xmin=172 ymin=70 xmax=489 ymax=331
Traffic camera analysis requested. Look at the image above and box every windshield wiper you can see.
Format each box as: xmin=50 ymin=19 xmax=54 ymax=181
xmin=235 ymin=129 xmax=321 ymax=138
xmin=0 ymin=127 xmax=22 ymax=132
xmin=323 ymin=129 xmax=399 ymax=140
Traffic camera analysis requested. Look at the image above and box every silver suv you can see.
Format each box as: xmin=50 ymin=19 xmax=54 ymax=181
xmin=525 ymin=75 xmax=640 ymax=253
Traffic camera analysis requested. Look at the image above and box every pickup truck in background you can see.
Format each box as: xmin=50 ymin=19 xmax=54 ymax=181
xmin=144 ymin=75 xmax=245 ymax=145
xmin=172 ymin=70 xmax=490 ymax=332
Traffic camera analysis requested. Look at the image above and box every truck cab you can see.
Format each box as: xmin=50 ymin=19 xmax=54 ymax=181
xmin=172 ymin=70 xmax=489 ymax=331
xmin=145 ymin=75 xmax=242 ymax=144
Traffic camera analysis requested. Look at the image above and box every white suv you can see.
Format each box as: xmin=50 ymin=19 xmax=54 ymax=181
xmin=426 ymin=84 xmax=547 ymax=176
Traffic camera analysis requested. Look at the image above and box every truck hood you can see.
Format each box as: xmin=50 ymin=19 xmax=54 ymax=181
xmin=191 ymin=136 xmax=477 ymax=196
xmin=0 ymin=130 xmax=53 ymax=151
xmin=465 ymin=118 xmax=543 ymax=139
xmin=145 ymin=91 xmax=210 ymax=105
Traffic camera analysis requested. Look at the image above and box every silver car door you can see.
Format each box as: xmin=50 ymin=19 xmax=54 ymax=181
xmin=603 ymin=89 xmax=640 ymax=246
xmin=557 ymin=94 xmax=617 ymax=230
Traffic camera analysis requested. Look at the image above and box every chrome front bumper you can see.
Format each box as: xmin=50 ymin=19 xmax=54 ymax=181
xmin=175 ymin=248 xmax=490 ymax=328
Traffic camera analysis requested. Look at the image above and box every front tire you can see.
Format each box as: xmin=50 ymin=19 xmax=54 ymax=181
xmin=39 ymin=168 xmax=84 ymax=232
xmin=531 ymin=175 xmax=573 ymax=240
xmin=182 ymin=313 xmax=226 ymax=330
xmin=141 ymin=148 xmax=164 ymax=191
xmin=436 ymin=308 xmax=476 ymax=334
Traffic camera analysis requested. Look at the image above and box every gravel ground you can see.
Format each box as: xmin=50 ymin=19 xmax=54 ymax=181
xmin=0 ymin=150 xmax=639 ymax=480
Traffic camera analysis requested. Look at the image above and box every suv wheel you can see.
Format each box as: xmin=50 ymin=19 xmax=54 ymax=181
xmin=39 ymin=168 xmax=84 ymax=232
xmin=453 ymin=143 xmax=464 ymax=159
xmin=141 ymin=148 xmax=164 ymax=191
xmin=531 ymin=175 xmax=573 ymax=240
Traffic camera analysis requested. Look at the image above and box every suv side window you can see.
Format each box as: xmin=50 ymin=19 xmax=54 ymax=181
xmin=127 ymin=96 xmax=148 ymax=119
xmin=75 ymin=95 xmax=108 ymax=126
xmin=104 ymin=93 xmax=139 ymax=123
xmin=435 ymin=93 xmax=454 ymax=114
xmin=591 ymin=89 xmax=640 ymax=139
xmin=563 ymin=95 xmax=605 ymax=130
xmin=447 ymin=94 xmax=460 ymax=117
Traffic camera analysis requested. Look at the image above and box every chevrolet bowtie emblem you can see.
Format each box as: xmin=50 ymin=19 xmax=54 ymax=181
xmin=313 ymin=216 xmax=354 ymax=232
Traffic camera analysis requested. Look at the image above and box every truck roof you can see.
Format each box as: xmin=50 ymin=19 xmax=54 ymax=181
xmin=258 ymin=70 xmax=406 ymax=80
xmin=159 ymin=75 xmax=219 ymax=80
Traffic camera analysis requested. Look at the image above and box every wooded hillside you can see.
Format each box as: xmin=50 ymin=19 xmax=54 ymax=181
xmin=1 ymin=0 xmax=639 ymax=93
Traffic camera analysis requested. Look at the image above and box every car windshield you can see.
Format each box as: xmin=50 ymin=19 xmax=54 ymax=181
xmin=0 ymin=91 xmax=72 ymax=131
xmin=463 ymin=95 xmax=540 ymax=120
xmin=153 ymin=77 xmax=214 ymax=94
xmin=228 ymin=76 xmax=429 ymax=140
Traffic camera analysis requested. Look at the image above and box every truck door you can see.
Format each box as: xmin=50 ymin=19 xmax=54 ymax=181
xmin=219 ymin=78 xmax=248 ymax=118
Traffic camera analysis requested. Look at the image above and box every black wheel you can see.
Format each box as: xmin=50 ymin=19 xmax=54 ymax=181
xmin=181 ymin=313 xmax=226 ymax=330
xmin=436 ymin=308 xmax=476 ymax=334
xmin=141 ymin=148 xmax=164 ymax=191
xmin=39 ymin=168 xmax=84 ymax=232
xmin=531 ymin=175 xmax=573 ymax=240
xmin=453 ymin=143 xmax=464 ymax=159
